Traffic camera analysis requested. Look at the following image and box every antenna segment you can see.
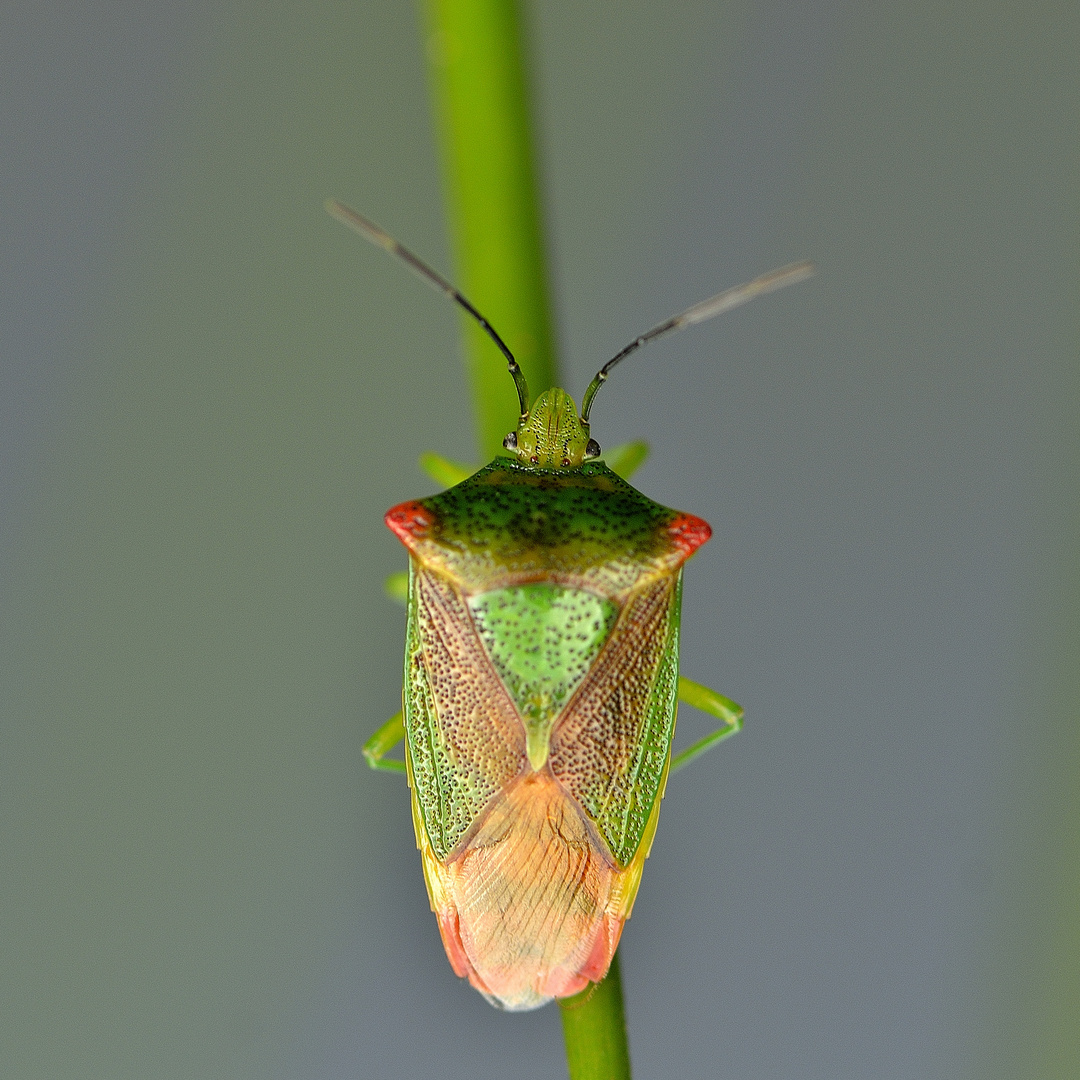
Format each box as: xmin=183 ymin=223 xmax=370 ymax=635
xmin=580 ymin=260 xmax=816 ymax=422
xmin=326 ymin=199 xmax=531 ymax=418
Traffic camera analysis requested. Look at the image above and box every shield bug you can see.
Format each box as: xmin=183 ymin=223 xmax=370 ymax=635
xmin=327 ymin=200 xmax=812 ymax=1010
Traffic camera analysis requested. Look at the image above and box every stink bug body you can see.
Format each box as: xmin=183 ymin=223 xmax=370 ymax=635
xmin=328 ymin=200 xmax=812 ymax=1010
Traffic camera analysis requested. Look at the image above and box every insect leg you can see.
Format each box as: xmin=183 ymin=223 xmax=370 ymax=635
xmin=670 ymin=676 xmax=744 ymax=773
xmin=419 ymin=452 xmax=475 ymax=489
xmin=363 ymin=711 xmax=408 ymax=775
xmin=384 ymin=572 xmax=409 ymax=606
xmin=599 ymin=441 xmax=649 ymax=480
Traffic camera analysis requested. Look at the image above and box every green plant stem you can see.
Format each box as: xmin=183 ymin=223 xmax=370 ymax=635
xmin=419 ymin=1 xmax=633 ymax=1075
xmin=559 ymin=952 xmax=633 ymax=1080
xmin=421 ymin=0 xmax=557 ymax=460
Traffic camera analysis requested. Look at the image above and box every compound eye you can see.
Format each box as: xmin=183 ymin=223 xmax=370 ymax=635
xmin=503 ymin=431 xmax=518 ymax=450
xmin=584 ymin=438 xmax=601 ymax=459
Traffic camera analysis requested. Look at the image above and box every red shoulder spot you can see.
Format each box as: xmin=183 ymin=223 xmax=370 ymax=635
xmin=385 ymin=500 xmax=435 ymax=548
xmin=666 ymin=512 xmax=712 ymax=557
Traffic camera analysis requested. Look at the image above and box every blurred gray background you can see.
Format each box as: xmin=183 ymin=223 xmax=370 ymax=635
xmin=2 ymin=1 xmax=1078 ymax=1078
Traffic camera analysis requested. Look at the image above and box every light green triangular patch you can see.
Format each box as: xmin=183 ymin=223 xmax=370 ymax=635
xmin=468 ymin=584 xmax=618 ymax=770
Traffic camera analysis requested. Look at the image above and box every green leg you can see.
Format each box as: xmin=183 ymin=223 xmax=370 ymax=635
xmin=670 ymin=676 xmax=744 ymax=773
xmin=599 ymin=440 xmax=649 ymax=480
xmin=419 ymin=451 xmax=475 ymax=488
xmin=384 ymin=571 xmax=409 ymax=605
xmin=363 ymin=711 xmax=408 ymax=775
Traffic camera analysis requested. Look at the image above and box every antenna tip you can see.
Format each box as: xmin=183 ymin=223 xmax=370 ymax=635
xmin=758 ymin=259 xmax=817 ymax=291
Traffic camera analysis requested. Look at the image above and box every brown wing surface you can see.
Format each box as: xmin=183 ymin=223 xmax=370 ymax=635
xmin=405 ymin=563 xmax=528 ymax=862
xmin=548 ymin=574 xmax=682 ymax=867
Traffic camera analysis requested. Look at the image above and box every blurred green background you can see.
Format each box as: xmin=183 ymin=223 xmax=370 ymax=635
xmin=1 ymin=1 xmax=1077 ymax=1077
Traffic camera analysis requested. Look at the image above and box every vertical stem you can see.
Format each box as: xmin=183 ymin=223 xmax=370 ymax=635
xmin=419 ymin=2 xmax=633 ymax=1075
xmin=420 ymin=0 xmax=558 ymax=460
xmin=559 ymin=952 xmax=633 ymax=1080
